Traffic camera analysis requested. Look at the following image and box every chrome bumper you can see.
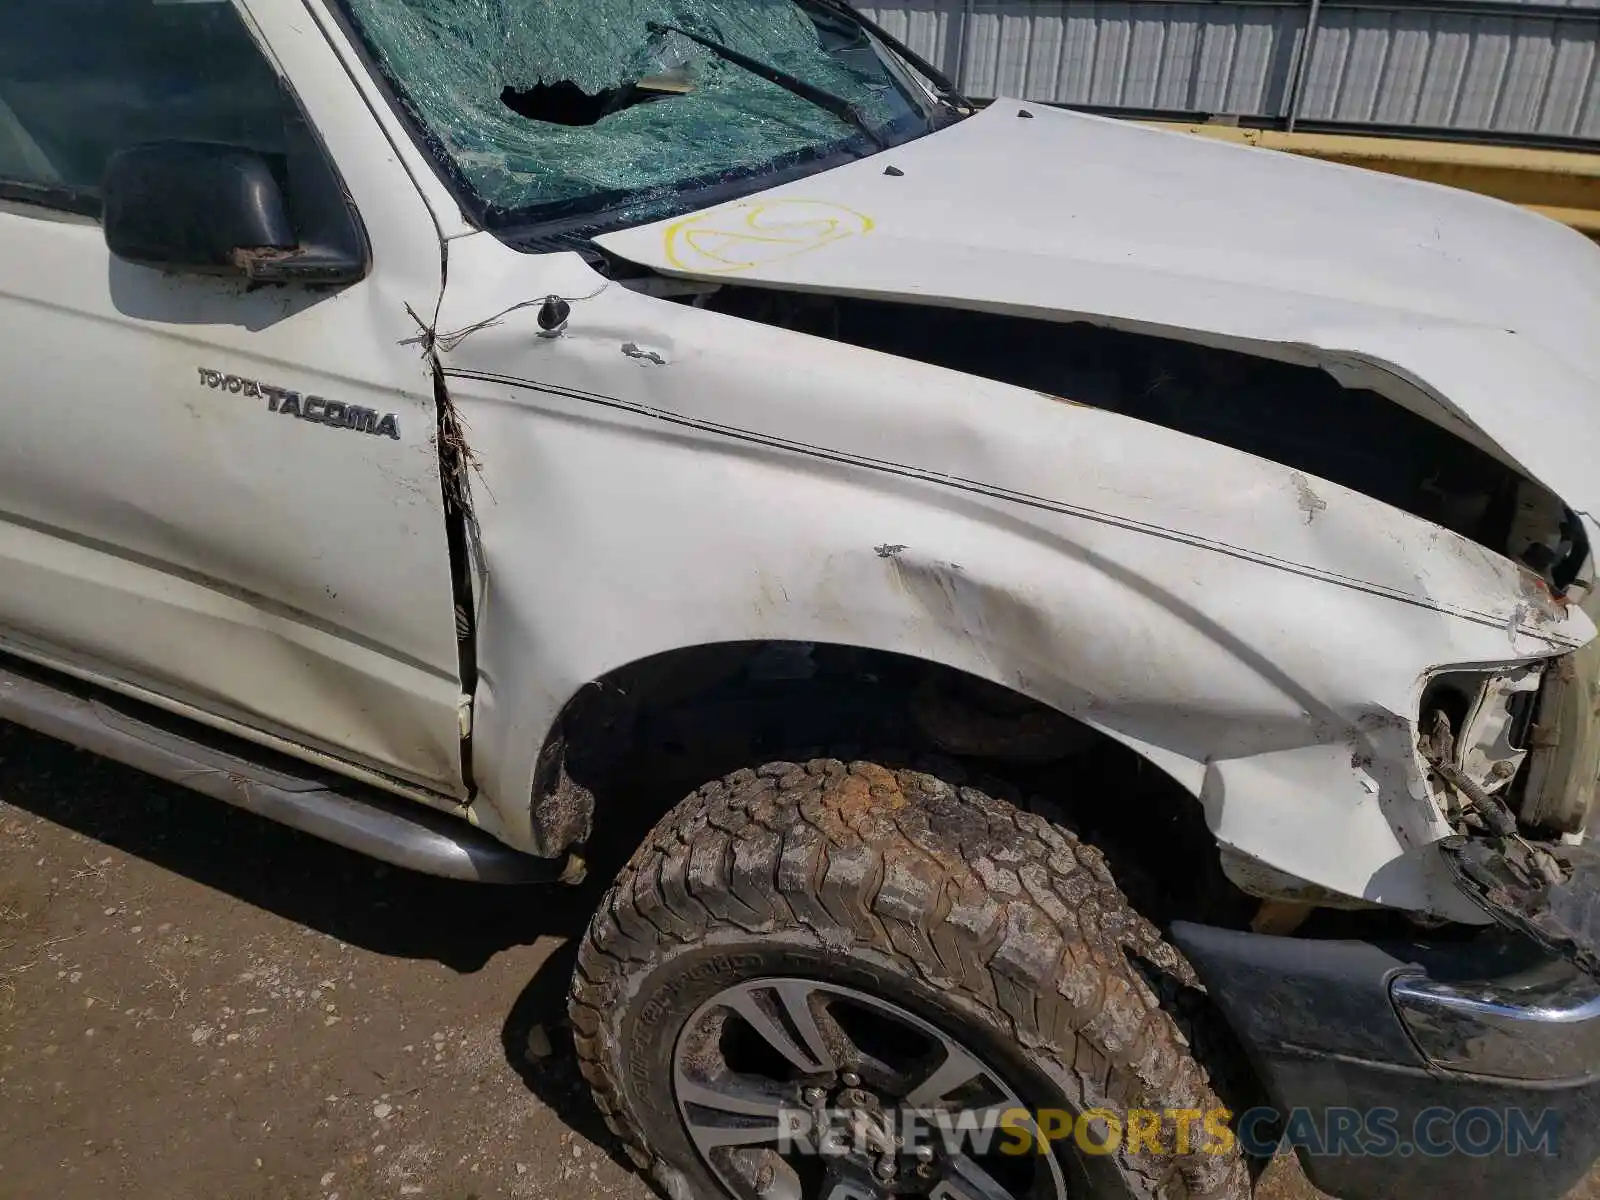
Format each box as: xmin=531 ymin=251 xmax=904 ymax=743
xmin=1175 ymin=921 xmax=1600 ymax=1200
xmin=1393 ymin=958 xmax=1600 ymax=1080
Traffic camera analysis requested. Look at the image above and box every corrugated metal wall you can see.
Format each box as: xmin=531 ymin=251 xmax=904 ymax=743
xmin=857 ymin=0 xmax=1600 ymax=143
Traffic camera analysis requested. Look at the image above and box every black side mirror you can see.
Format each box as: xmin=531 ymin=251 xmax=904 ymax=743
xmin=104 ymin=141 xmax=363 ymax=285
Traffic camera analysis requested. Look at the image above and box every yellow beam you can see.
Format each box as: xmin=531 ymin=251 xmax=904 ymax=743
xmin=1142 ymin=122 xmax=1600 ymax=240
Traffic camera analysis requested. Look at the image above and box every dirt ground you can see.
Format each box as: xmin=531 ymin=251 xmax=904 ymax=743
xmin=1 ymin=721 xmax=1596 ymax=1200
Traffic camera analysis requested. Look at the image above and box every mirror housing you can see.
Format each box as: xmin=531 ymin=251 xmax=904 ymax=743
xmin=103 ymin=142 xmax=363 ymax=285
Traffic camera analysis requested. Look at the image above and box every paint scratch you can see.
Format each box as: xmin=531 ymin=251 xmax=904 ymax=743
xmin=1291 ymin=472 xmax=1327 ymax=525
xmin=621 ymin=343 xmax=667 ymax=366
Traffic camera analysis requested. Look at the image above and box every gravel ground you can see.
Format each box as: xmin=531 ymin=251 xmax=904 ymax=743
xmin=1 ymin=720 xmax=1595 ymax=1200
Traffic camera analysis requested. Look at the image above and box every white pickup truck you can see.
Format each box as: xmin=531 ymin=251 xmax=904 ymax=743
xmin=6 ymin=3 xmax=1600 ymax=1198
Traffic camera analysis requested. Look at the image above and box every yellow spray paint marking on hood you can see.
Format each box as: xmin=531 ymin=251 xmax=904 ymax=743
xmin=665 ymin=199 xmax=873 ymax=274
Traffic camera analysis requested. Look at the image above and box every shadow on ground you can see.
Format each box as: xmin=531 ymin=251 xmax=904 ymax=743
xmin=0 ymin=722 xmax=642 ymax=1176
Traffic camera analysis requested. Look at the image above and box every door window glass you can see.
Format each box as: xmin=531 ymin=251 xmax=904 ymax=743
xmin=0 ymin=0 xmax=288 ymax=215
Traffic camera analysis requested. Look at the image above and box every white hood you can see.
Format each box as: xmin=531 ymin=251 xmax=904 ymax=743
xmin=597 ymin=99 xmax=1600 ymax=515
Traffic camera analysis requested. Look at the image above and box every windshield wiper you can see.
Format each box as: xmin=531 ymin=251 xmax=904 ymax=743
xmin=646 ymin=21 xmax=887 ymax=150
xmin=796 ymin=0 xmax=974 ymax=114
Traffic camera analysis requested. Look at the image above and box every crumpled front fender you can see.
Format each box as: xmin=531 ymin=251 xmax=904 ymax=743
xmin=435 ymin=234 xmax=1592 ymax=922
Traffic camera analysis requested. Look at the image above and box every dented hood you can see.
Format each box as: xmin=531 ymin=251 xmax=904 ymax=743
xmin=597 ymin=99 xmax=1600 ymax=516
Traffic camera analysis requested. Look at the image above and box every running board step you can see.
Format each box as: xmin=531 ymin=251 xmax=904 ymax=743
xmin=0 ymin=659 xmax=559 ymax=885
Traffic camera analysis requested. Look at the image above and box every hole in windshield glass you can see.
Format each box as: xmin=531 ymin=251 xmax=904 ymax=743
xmin=502 ymin=81 xmax=637 ymax=127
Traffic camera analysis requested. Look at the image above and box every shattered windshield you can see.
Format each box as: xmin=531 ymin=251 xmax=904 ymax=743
xmin=337 ymin=0 xmax=938 ymax=228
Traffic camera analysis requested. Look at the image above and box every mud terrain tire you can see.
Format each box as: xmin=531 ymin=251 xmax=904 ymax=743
xmin=570 ymin=757 xmax=1252 ymax=1200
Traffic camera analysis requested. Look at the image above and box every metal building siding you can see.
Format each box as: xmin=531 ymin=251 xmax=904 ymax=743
xmin=858 ymin=0 xmax=966 ymax=76
xmin=858 ymin=0 xmax=1600 ymax=143
xmin=1298 ymin=10 xmax=1600 ymax=135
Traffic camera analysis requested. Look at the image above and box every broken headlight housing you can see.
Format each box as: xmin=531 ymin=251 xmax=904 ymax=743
xmin=1423 ymin=650 xmax=1600 ymax=840
xmin=1419 ymin=665 xmax=1544 ymax=837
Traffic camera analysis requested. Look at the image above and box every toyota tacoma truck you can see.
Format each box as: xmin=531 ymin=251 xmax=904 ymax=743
xmin=5 ymin=2 xmax=1600 ymax=1198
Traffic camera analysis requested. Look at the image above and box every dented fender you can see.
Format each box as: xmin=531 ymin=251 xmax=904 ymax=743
xmin=433 ymin=232 xmax=1590 ymax=922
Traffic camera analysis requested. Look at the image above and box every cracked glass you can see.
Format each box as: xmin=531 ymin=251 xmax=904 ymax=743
xmin=338 ymin=0 xmax=939 ymax=228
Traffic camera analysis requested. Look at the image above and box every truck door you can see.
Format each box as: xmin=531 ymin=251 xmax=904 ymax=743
xmin=0 ymin=0 xmax=467 ymax=794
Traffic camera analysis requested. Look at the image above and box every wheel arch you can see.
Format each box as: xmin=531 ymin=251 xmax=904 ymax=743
xmin=516 ymin=638 xmax=1211 ymax=866
xmin=485 ymin=623 xmax=1482 ymax=923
